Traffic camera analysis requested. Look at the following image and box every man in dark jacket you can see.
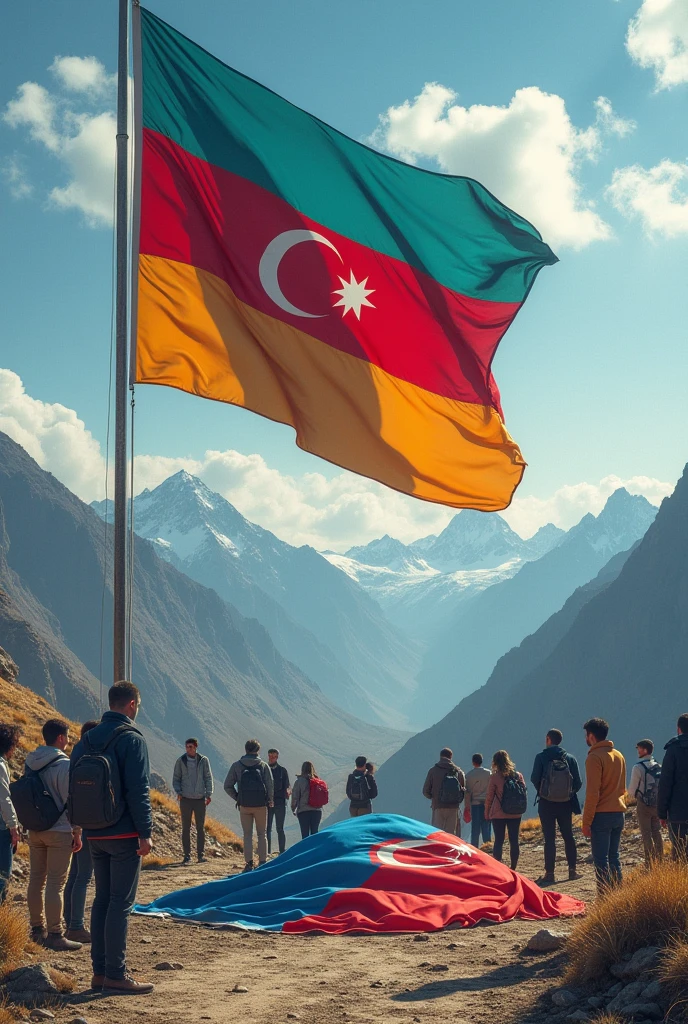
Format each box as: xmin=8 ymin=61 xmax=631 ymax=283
xmin=531 ymin=729 xmax=583 ymax=885
xmin=70 ymin=681 xmax=154 ymax=996
xmin=658 ymin=713 xmax=688 ymax=860
xmin=422 ymin=748 xmax=465 ymax=836
xmin=346 ymin=756 xmax=378 ymax=817
xmin=266 ymin=748 xmax=290 ymax=855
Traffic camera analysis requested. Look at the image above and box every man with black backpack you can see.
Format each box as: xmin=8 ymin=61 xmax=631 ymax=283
xmin=172 ymin=738 xmax=214 ymax=865
xmin=69 ymin=681 xmax=154 ymax=996
xmin=629 ymin=739 xmax=663 ymax=867
xmin=224 ymin=739 xmax=274 ymax=871
xmin=531 ymin=728 xmax=583 ymax=885
xmin=347 ymin=756 xmax=378 ymax=816
xmin=422 ymin=748 xmax=465 ymax=836
xmin=19 ymin=719 xmax=83 ymax=951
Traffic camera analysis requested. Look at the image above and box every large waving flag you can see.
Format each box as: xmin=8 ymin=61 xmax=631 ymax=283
xmin=134 ymin=9 xmax=557 ymax=509
xmin=135 ymin=815 xmax=583 ymax=933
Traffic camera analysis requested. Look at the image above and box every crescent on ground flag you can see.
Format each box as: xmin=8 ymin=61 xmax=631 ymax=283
xmin=134 ymin=815 xmax=584 ymax=933
xmin=133 ymin=8 xmax=558 ymax=510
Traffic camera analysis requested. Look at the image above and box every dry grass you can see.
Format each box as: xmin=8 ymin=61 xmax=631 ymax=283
xmin=48 ymin=967 xmax=76 ymax=993
xmin=149 ymin=788 xmax=240 ymax=848
xmin=0 ymin=902 xmax=29 ymax=972
xmin=657 ymin=939 xmax=688 ymax=1020
xmin=565 ymin=859 xmax=688 ymax=983
xmin=142 ymin=854 xmax=175 ymax=870
xmin=590 ymin=1016 xmax=624 ymax=1024
xmin=520 ymin=817 xmax=542 ymax=835
xmin=0 ymin=997 xmax=18 ymax=1024
xmin=0 ymin=677 xmax=82 ymax=766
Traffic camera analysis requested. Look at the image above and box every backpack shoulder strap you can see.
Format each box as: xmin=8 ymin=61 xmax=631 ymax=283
xmin=87 ymin=723 xmax=138 ymax=755
xmin=29 ymin=754 xmax=65 ymax=777
xmin=181 ymin=753 xmax=188 ymax=767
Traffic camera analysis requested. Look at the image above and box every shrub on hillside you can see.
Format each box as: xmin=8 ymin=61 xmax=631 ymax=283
xmin=565 ymin=860 xmax=688 ymax=983
xmin=0 ymin=902 xmax=29 ymax=972
xmin=658 ymin=939 xmax=688 ymax=1021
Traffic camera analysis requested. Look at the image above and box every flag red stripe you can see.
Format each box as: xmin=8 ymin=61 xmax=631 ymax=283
xmin=139 ymin=128 xmax=522 ymax=410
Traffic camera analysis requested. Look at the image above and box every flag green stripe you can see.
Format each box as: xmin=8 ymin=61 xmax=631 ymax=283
xmin=139 ymin=8 xmax=557 ymax=304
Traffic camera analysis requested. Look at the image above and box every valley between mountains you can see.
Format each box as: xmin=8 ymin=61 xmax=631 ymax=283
xmin=1 ymin=425 xmax=682 ymax=832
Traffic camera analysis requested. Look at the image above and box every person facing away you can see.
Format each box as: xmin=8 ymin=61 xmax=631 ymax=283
xmin=70 ymin=680 xmax=154 ymax=995
xmin=224 ymin=739 xmax=273 ymax=872
xmin=173 ymin=737 xmax=214 ymax=865
xmin=629 ymin=738 xmax=663 ymax=868
xmin=485 ymin=750 xmax=526 ymax=871
xmin=267 ymin=748 xmax=291 ymax=856
xmin=0 ymin=724 xmax=20 ymax=905
xmin=531 ymin=728 xmax=583 ymax=886
xmin=422 ymin=747 xmax=466 ymax=837
xmin=581 ymin=717 xmax=627 ymax=892
xmin=63 ymin=720 xmax=98 ymax=943
xmin=291 ymin=760 xmax=325 ymax=838
xmin=657 ymin=713 xmax=688 ymax=861
xmin=464 ymin=753 xmax=492 ymax=848
xmin=347 ymin=755 xmax=378 ymax=817
xmin=24 ymin=718 xmax=83 ymax=951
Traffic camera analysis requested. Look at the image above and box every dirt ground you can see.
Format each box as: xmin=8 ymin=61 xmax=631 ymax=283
xmin=9 ymin=822 xmax=648 ymax=1024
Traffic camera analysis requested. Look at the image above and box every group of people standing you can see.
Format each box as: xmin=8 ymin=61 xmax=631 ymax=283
xmin=419 ymin=714 xmax=688 ymax=891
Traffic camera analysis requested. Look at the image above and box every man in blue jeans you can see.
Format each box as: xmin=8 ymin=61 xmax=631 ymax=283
xmin=464 ymin=754 xmax=492 ymax=847
xmin=71 ymin=682 xmax=154 ymax=995
xmin=581 ymin=718 xmax=627 ymax=893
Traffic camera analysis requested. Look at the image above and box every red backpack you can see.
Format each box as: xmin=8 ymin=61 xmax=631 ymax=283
xmin=308 ymin=776 xmax=329 ymax=808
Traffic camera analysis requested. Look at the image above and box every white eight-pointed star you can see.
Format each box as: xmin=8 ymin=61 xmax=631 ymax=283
xmin=332 ymin=270 xmax=375 ymax=320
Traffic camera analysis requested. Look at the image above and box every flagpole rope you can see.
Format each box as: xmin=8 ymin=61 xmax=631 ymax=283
xmin=126 ymin=386 xmax=136 ymax=680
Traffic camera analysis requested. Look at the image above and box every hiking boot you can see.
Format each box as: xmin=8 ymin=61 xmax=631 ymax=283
xmin=30 ymin=926 xmax=47 ymax=944
xmin=569 ymin=868 xmax=583 ymax=881
xmin=537 ymin=873 xmax=556 ymax=886
xmin=197 ymin=855 xmax=207 ymax=863
xmin=91 ymin=975 xmax=105 ymax=990
xmin=242 ymin=863 xmax=254 ymax=873
xmin=102 ymin=973 xmax=155 ymax=995
xmin=44 ymin=932 xmax=83 ymax=951
xmin=66 ymin=927 xmax=91 ymax=943
xmin=182 ymin=856 xmax=191 ymax=865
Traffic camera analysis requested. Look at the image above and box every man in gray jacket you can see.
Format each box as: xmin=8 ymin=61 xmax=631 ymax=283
xmin=422 ymin=747 xmax=466 ymax=837
xmin=173 ymin=738 xmax=214 ymax=865
xmin=224 ymin=739 xmax=273 ymax=871
xmin=24 ymin=719 xmax=83 ymax=951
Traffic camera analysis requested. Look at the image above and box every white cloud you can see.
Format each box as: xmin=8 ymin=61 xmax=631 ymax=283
xmin=2 ymin=57 xmax=115 ymax=226
xmin=503 ymin=474 xmax=674 ymax=538
xmin=0 ymin=368 xmax=674 ymax=553
xmin=0 ymin=369 xmax=106 ymax=502
xmin=627 ymin=0 xmax=688 ymax=90
xmin=607 ymin=158 xmax=688 ymax=236
xmin=1 ymin=155 xmax=32 ymax=199
xmin=50 ymin=56 xmax=116 ymax=97
xmin=370 ymin=85 xmax=635 ymax=250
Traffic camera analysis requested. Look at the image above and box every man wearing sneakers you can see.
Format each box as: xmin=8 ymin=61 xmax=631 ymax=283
xmin=346 ymin=756 xmax=378 ymax=816
xmin=70 ymin=681 xmax=154 ymax=995
xmin=531 ymin=729 xmax=583 ymax=885
xmin=464 ymin=754 xmax=492 ymax=848
xmin=582 ymin=717 xmax=627 ymax=892
xmin=24 ymin=719 xmax=83 ymax=951
xmin=224 ymin=740 xmax=273 ymax=871
xmin=630 ymin=739 xmax=663 ymax=867
xmin=173 ymin=738 xmax=214 ymax=865
xmin=266 ymin=749 xmax=290 ymax=856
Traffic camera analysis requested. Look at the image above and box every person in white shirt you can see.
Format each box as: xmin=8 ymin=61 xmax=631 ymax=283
xmin=629 ymin=739 xmax=663 ymax=868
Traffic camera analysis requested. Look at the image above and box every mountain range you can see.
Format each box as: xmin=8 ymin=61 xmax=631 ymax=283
xmin=0 ymin=431 xmax=405 ymax=823
xmin=365 ymin=465 xmax=686 ymax=823
xmin=94 ymin=471 xmax=419 ymax=728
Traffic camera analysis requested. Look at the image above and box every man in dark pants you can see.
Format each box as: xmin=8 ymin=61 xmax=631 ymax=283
xmin=658 ymin=713 xmax=688 ymax=860
xmin=173 ymin=738 xmax=214 ymax=865
xmin=531 ymin=728 xmax=583 ymax=885
xmin=267 ymin=749 xmax=290 ymax=856
xmin=71 ymin=682 xmax=154 ymax=996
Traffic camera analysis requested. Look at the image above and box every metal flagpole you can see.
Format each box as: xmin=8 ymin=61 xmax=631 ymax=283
xmin=113 ymin=0 xmax=130 ymax=683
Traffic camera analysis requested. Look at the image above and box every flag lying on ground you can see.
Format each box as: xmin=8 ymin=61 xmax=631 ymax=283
xmin=135 ymin=814 xmax=583 ymax=932
xmin=134 ymin=8 xmax=557 ymax=510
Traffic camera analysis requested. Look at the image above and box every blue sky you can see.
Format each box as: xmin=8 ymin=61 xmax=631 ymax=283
xmin=1 ymin=0 xmax=686 ymax=550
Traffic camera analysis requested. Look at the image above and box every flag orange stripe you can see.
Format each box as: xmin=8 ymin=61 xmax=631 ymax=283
xmin=136 ymin=254 xmax=526 ymax=510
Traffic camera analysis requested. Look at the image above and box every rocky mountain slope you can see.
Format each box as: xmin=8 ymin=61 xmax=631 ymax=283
xmin=370 ymin=469 xmax=683 ymax=821
xmin=95 ymin=472 xmax=419 ymax=727
xmin=412 ymin=488 xmax=657 ymax=723
xmin=0 ymin=432 xmax=405 ymax=821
